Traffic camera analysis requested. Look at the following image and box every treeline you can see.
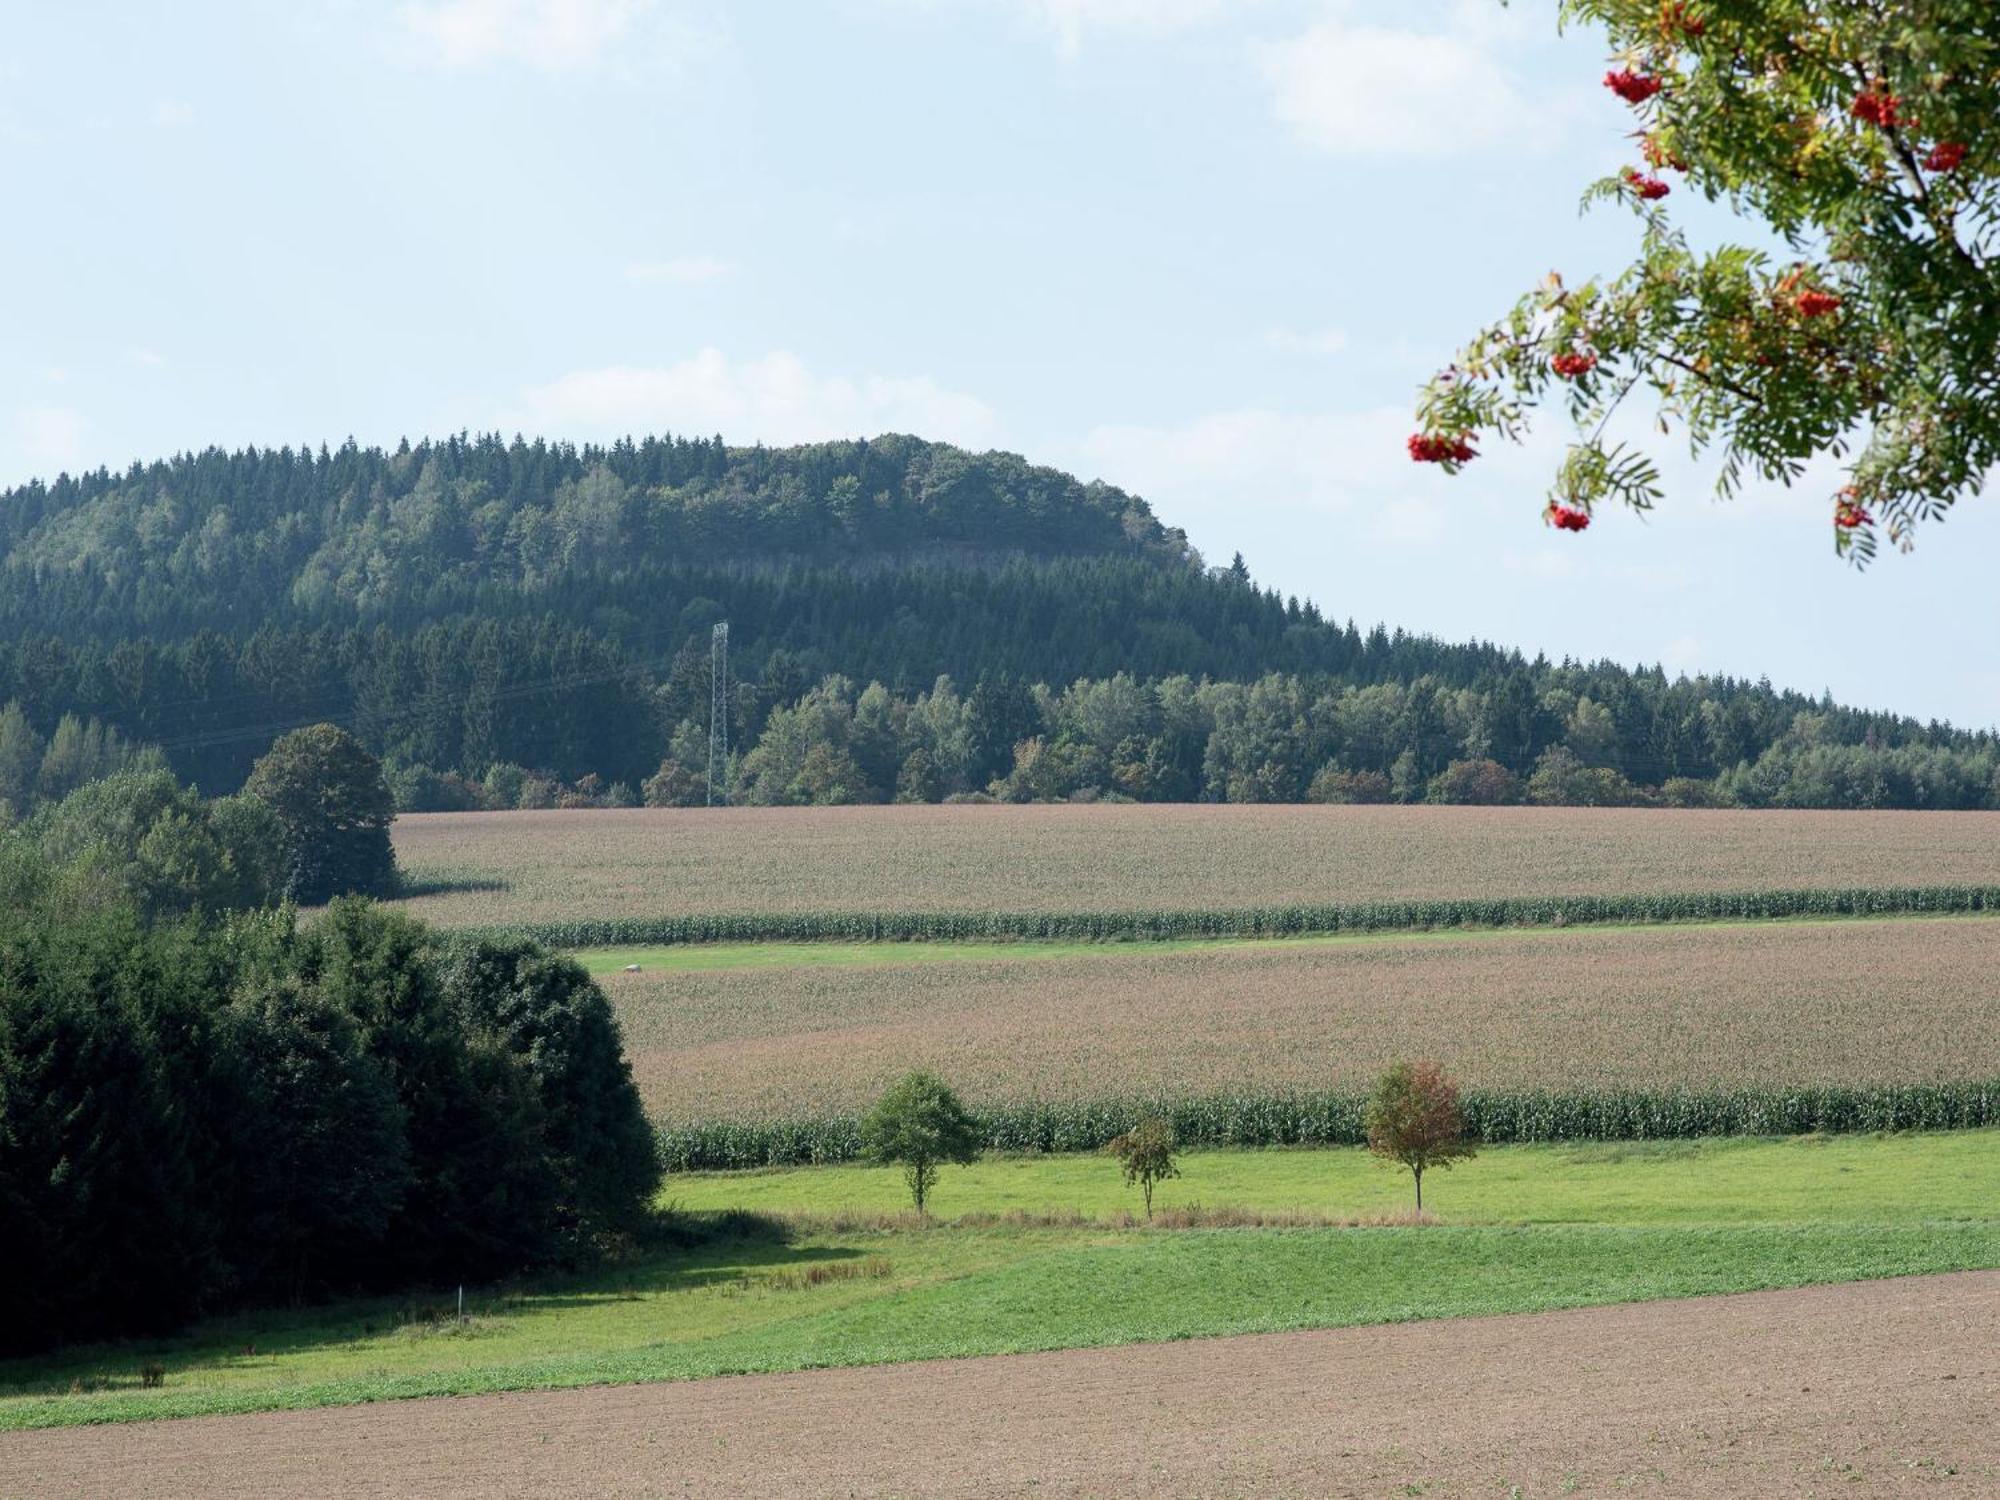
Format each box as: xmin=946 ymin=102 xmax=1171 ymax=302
xmin=0 ymin=890 xmax=658 ymax=1355
xmin=0 ymin=723 xmax=398 ymax=915
xmin=4 ymin=646 xmax=1994 ymax=814
xmin=428 ymin=670 xmax=2000 ymax=814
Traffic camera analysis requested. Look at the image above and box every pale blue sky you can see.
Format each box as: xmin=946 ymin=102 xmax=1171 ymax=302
xmin=6 ymin=1 xmax=1996 ymax=726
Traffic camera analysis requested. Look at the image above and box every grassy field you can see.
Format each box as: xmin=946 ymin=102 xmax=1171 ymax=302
xmin=567 ymin=908 xmax=1996 ymax=975
xmin=659 ymin=1130 xmax=2000 ymax=1225
xmin=598 ymin=914 xmax=2000 ymax=1122
xmin=390 ymin=804 xmax=2000 ymax=929
xmin=5 ymin=1133 xmax=1997 ymax=1432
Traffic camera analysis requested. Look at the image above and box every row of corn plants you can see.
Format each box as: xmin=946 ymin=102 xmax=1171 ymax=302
xmin=656 ymin=1080 xmax=2000 ymax=1171
xmin=476 ymin=884 xmax=2000 ymax=950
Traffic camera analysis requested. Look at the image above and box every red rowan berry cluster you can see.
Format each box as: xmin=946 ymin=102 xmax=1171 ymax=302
xmin=1795 ymin=288 xmax=1842 ymax=318
xmin=1623 ymin=167 xmax=1671 ymax=200
xmin=1925 ymin=141 xmax=1967 ymax=172
xmin=1833 ymin=492 xmax=1872 ymax=529
xmin=1850 ymin=89 xmax=1903 ymax=129
xmin=1551 ymin=351 xmax=1598 ymax=377
xmin=1604 ymin=69 xmax=1662 ymax=104
xmin=1547 ymin=503 xmax=1592 ymax=532
xmin=1407 ymin=433 xmax=1476 ymax=464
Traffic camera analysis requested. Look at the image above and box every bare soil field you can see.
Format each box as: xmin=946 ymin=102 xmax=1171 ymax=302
xmin=607 ymin=915 xmax=2000 ymax=1119
xmin=389 ymin=803 xmax=2000 ymax=929
xmin=7 ymin=1270 xmax=1993 ymax=1498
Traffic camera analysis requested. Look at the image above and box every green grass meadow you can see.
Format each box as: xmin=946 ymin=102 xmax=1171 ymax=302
xmin=5 ymin=1131 xmax=1996 ymax=1433
xmin=572 ymin=908 xmax=2000 ymax=976
xmin=663 ymin=1129 xmax=2000 ymax=1225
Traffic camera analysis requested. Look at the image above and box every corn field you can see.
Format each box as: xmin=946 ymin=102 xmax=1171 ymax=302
xmin=655 ymin=1080 xmax=2000 ymax=1170
xmin=388 ymin=806 xmax=2000 ymax=1162
xmin=391 ymin=804 xmax=2000 ymax=930
xmin=475 ymin=884 xmax=2000 ymax=949
xmin=606 ymin=916 xmax=2000 ymax=1125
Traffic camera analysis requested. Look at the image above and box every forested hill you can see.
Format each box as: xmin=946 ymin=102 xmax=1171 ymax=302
xmin=0 ymin=432 xmax=1992 ymax=811
xmin=0 ymin=432 xmax=1192 ymax=637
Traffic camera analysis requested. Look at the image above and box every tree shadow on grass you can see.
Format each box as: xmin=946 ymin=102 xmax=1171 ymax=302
xmin=0 ymin=1216 xmax=865 ymax=1399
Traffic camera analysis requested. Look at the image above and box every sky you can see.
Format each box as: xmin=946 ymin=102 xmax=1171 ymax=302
xmin=4 ymin=0 xmax=1996 ymax=728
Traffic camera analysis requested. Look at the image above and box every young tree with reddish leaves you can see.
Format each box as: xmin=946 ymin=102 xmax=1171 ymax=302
xmin=1412 ymin=2 xmax=1999 ymax=562
xmin=1365 ymin=1060 xmax=1478 ymax=1213
xmin=1107 ymin=1116 xmax=1181 ymax=1219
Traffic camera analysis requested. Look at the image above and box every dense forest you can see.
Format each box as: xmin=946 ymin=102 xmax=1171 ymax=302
xmin=1 ymin=432 xmax=1993 ymax=811
xmin=0 ymin=736 xmax=656 ymax=1355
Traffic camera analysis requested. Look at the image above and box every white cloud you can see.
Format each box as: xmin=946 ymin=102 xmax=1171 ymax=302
xmin=1252 ymin=7 xmax=1554 ymax=159
xmin=1658 ymin=632 xmax=1705 ymax=676
xmin=125 ymin=347 xmax=168 ymax=368
xmin=395 ymin=0 xmax=683 ymax=69
xmin=514 ymin=349 xmax=1002 ymax=448
xmin=1081 ymin=404 xmax=1432 ymax=546
xmin=1265 ymin=325 xmax=1348 ymax=357
xmin=624 ymin=254 xmax=736 ymax=285
xmin=1084 ymin=404 xmax=1413 ymax=507
xmin=152 ymin=100 xmax=194 ymax=128
xmin=15 ymin=404 xmax=87 ymax=478
xmin=1017 ymin=0 xmax=1233 ymax=59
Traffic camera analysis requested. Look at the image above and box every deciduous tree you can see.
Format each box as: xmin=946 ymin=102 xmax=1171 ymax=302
xmin=1415 ymin=2 xmax=2000 ymax=560
xmin=245 ymin=724 xmax=399 ymax=903
xmin=1365 ymin=1059 xmax=1477 ymax=1213
xmin=441 ymin=937 xmax=661 ymax=1242
xmin=861 ymin=1071 xmax=982 ymax=1215
xmin=1107 ymin=1116 xmax=1181 ymax=1219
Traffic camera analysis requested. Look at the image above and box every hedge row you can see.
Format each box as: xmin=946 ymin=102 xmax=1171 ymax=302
xmin=656 ymin=1080 xmax=2000 ymax=1171
xmin=473 ymin=884 xmax=2000 ymax=951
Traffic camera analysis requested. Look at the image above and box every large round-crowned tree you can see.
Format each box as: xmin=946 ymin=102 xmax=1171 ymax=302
xmin=1412 ymin=1 xmax=1998 ymax=561
xmin=244 ymin=723 xmax=399 ymax=903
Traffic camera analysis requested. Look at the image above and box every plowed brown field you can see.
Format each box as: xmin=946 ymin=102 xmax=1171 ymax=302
xmin=607 ymin=915 xmax=2000 ymax=1119
xmin=389 ymin=804 xmax=2000 ymax=929
xmin=7 ymin=1271 xmax=1994 ymax=1498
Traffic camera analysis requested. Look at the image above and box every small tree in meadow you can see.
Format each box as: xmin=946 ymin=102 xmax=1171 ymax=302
xmin=1364 ymin=1059 xmax=1476 ymax=1214
xmin=861 ymin=1071 xmax=981 ymax=1216
xmin=1107 ymin=1116 xmax=1180 ymax=1220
